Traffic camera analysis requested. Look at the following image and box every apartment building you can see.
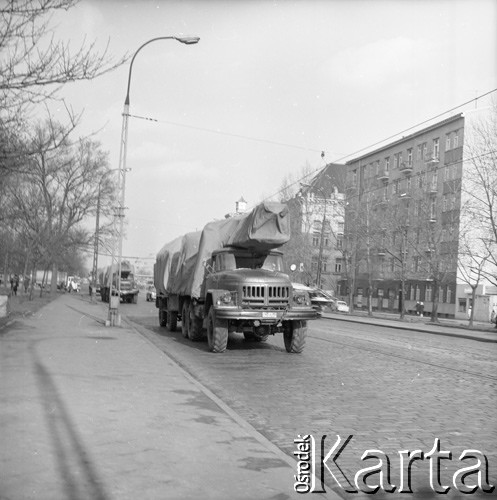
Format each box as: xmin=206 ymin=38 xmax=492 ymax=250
xmin=341 ymin=114 xmax=465 ymax=318
xmin=285 ymin=163 xmax=347 ymax=292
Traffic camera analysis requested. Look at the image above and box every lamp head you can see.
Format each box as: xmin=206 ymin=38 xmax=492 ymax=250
xmin=176 ymin=36 xmax=200 ymax=45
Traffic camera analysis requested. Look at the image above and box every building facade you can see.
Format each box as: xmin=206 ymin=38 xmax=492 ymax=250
xmin=285 ymin=163 xmax=347 ymax=293
xmin=341 ymin=114 xmax=465 ymax=317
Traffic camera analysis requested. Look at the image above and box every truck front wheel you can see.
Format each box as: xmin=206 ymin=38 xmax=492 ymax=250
xmin=284 ymin=320 xmax=307 ymax=353
xmin=207 ymin=308 xmax=228 ymax=353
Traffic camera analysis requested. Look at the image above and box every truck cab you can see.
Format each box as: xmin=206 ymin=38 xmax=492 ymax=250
xmin=201 ymin=246 xmax=318 ymax=352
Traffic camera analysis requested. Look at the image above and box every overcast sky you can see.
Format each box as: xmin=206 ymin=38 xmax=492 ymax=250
xmin=48 ymin=0 xmax=497 ymax=266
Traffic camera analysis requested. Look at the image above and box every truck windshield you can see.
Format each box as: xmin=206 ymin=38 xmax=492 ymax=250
xmin=233 ymin=253 xmax=283 ymax=271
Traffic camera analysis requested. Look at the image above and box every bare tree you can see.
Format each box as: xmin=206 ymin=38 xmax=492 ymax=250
xmin=5 ymin=120 xmax=115 ymax=294
xmin=0 ymin=0 xmax=126 ymax=120
xmin=462 ymin=105 xmax=497 ymax=286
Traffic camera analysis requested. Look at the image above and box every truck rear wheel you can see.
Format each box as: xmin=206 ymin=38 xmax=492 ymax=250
xmin=207 ymin=308 xmax=228 ymax=353
xmin=181 ymin=301 xmax=190 ymax=338
xmin=167 ymin=311 xmax=178 ymax=332
xmin=159 ymin=309 xmax=167 ymax=327
xmin=284 ymin=320 xmax=307 ymax=353
xmin=188 ymin=302 xmax=203 ymax=341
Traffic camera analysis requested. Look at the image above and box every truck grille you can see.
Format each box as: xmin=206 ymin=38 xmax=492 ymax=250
xmin=242 ymin=285 xmax=290 ymax=308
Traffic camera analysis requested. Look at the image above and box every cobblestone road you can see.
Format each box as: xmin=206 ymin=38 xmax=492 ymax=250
xmin=128 ymin=301 xmax=497 ymax=499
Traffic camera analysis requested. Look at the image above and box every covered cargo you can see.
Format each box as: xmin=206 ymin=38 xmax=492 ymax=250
xmin=187 ymin=202 xmax=290 ymax=298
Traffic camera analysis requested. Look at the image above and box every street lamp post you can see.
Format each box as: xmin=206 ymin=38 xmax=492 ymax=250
xmin=108 ymin=36 xmax=199 ymax=326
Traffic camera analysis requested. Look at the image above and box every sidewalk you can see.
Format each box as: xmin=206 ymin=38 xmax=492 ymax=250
xmin=321 ymin=310 xmax=497 ymax=343
xmin=0 ymin=293 xmax=330 ymax=500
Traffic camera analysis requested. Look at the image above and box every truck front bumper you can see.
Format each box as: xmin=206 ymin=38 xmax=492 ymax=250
xmin=214 ymin=307 xmax=319 ymax=322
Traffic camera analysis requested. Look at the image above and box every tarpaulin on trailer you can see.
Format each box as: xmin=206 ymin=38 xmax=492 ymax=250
xmin=154 ymin=236 xmax=182 ymax=295
xmin=170 ymin=231 xmax=202 ymax=296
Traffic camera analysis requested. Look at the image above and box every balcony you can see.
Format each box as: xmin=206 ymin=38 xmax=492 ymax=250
xmin=425 ymin=153 xmax=440 ymax=167
xmin=377 ymin=169 xmax=389 ymax=181
xmin=399 ymin=192 xmax=411 ymax=201
xmin=428 ymin=183 xmax=438 ymax=195
xmin=377 ymin=248 xmax=387 ymax=256
xmin=399 ymin=162 xmax=413 ymax=174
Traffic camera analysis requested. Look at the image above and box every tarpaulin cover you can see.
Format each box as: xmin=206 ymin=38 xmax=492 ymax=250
xmin=156 ymin=202 xmax=290 ymax=299
xmin=227 ymin=202 xmax=290 ymax=249
xmin=170 ymin=231 xmax=202 ymax=296
xmin=154 ymin=236 xmax=182 ymax=295
xmin=188 ymin=202 xmax=290 ymax=298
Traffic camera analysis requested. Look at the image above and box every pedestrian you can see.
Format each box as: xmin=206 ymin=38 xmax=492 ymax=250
xmin=491 ymin=305 xmax=497 ymax=329
xmin=12 ymin=274 xmax=19 ymax=296
xmin=23 ymin=276 xmax=30 ymax=294
xmin=415 ymin=301 xmax=420 ymax=316
xmin=10 ymin=275 xmax=14 ymax=291
xmin=419 ymin=301 xmax=424 ymax=317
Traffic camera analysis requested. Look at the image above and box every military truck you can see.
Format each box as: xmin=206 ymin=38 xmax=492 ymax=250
xmin=99 ymin=260 xmax=139 ymax=304
xmin=154 ymin=202 xmax=318 ymax=353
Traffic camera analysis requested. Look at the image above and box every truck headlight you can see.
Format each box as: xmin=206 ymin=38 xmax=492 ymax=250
xmin=216 ymin=292 xmax=236 ymax=306
xmin=293 ymin=293 xmax=310 ymax=306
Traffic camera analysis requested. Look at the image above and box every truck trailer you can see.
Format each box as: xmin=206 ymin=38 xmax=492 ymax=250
xmin=154 ymin=201 xmax=318 ymax=353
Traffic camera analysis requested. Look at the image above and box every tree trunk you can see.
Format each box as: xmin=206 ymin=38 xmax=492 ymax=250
xmin=50 ymin=263 xmax=58 ymax=294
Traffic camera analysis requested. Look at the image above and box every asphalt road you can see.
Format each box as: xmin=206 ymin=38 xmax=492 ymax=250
xmin=123 ymin=294 xmax=497 ymax=498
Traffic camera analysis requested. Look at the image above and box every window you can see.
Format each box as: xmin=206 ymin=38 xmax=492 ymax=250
xmin=447 ymin=286 xmax=452 ymax=303
xmin=431 ymin=171 xmax=438 ymax=191
xmin=442 ymin=195 xmax=448 ymax=212
xmin=407 ymin=148 xmax=413 ymax=166
xmin=417 ymin=144 xmax=423 ymax=161
xmin=418 ymin=172 xmax=425 ymax=189
xmin=433 ymin=138 xmax=440 ymax=158
xmin=352 ymin=170 xmax=357 ymax=185
xmin=450 ymin=194 xmax=456 ymax=210
xmin=337 ymin=221 xmax=344 ymax=234
xmin=336 ymin=237 xmax=343 ymax=249
xmin=439 ymin=287 xmax=444 ymax=303
xmin=410 ymin=286 xmax=415 ymax=301
xmin=446 ymin=134 xmax=451 ymax=150
xmin=385 ymin=157 xmax=390 ymax=171
xmin=453 ymin=132 xmax=459 ymax=148
xmin=312 ymin=235 xmax=319 ymax=247
xmin=416 ymin=286 xmax=420 ymax=301
xmin=430 ymin=198 xmax=436 ymax=219
xmin=444 ymin=166 xmax=449 ymax=181
xmin=321 ymin=260 xmax=328 ymax=272
xmin=394 ymin=152 xmax=402 ymax=169
xmin=426 ymin=285 xmax=432 ymax=302
xmin=406 ymin=176 xmax=412 ymax=193
xmin=334 ymin=259 xmax=342 ymax=273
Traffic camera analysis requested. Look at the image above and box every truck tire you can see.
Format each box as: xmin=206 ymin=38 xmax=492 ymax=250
xmin=284 ymin=320 xmax=307 ymax=353
xmin=159 ymin=309 xmax=167 ymax=327
xmin=207 ymin=308 xmax=228 ymax=353
xmin=181 ymin=301 xmax=190 ymax=338
xmin=167 ymin=311 xmax=178 ymax=332
xmin=188 ymin=302 xmax=203 ymax=341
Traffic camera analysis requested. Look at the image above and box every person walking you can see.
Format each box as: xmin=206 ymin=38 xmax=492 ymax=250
xmin=12 ymin=274 xmax=19 ymax=296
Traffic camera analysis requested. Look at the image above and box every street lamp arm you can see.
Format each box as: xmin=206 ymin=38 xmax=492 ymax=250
xmin=124 ymin=36 xmax=200 ymax=105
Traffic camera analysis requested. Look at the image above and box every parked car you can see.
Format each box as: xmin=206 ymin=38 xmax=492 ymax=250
xmin=335 ymin=300 xmax=350 ymax=313
xmin=146 ymin=285 xmax=156 ymax=302
xmin=292 ymin=283 xmax=335 ymax=313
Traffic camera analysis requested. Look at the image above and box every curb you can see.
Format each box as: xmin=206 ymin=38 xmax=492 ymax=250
xmin=322 ymin=314 xmax=497 ymax=343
